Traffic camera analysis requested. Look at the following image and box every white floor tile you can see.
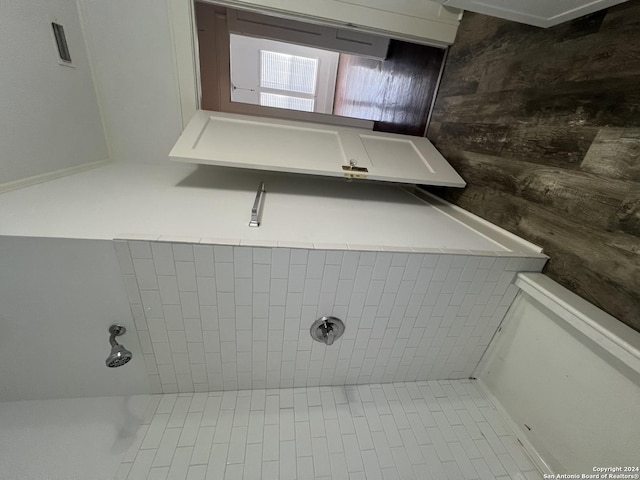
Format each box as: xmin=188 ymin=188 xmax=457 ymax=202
xmin=128 ymin=449 xmax=156 ymax=480
xmin=205 ymin=443 xmax=228 ymax=480
xmin=190 ymin=426 xmax=214 ymax=465
xmin=118 ymin=381 xmax=538 ymax=480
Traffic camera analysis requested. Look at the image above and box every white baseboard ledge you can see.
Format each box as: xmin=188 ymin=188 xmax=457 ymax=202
xmin=0 ymin=159 xmax=111 ymax=194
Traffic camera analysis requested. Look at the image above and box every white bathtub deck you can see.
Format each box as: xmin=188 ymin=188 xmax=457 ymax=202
xmin=117 ymin=380 xmax=539 ymax=480
xmin=0 ymin=162 xmax=528 ymax=253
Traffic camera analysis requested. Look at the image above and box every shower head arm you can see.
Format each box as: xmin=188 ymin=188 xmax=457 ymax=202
xmin=108 ymin=324 xmax=126 ymax=347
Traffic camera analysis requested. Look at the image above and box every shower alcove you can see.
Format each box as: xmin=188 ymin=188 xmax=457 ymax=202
xmin=0 ymin=158 xmax=548 ymax=479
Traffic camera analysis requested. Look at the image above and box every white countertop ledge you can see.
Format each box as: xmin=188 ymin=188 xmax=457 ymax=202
xmin=0 ymin=162 xmax=544 ymax=255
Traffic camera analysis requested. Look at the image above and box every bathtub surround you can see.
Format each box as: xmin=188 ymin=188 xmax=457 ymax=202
xmin=116 ymin=239 xmax=545 ymax=394
xmin=478 ymin=273 xmax=640 ymax=474
xmin=115 ymin=380 xmax=539 ymax=480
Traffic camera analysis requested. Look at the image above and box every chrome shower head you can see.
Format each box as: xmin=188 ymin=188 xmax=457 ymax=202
xmin=106 ymin=324 xmax=132 ymax=368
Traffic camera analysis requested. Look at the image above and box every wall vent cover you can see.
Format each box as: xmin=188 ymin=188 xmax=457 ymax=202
xmin=51 ymin=22 xmax=71 ymax=64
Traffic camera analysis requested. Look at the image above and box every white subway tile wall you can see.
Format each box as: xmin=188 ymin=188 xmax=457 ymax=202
xmin=116 ymin=380 xmax=539 ymax=480
xmin=116 ymin=240 xmax=545 ymax=394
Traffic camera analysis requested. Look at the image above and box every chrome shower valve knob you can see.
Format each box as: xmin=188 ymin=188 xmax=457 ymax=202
xmin=310 ymin=316 xmax=345 ymax=346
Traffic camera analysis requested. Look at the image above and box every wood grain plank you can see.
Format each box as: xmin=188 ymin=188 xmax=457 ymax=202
xmin=430 ymin=4 xmax=640 ymax=331
xmin=613 ymin=184 xmax=640 ymax=237
xmin=581 ymin=128 xmax=640 ymax=181
xmin=434 ymin=76 xmax=640 ymax=127
xmin=599 ymin=0 xmax=640 ymax=31
xmin=430 ymin=186 xmax=640 ymax=330
xmin=431 ymin=122 xmax=599 ymax=168
xmin=500 ymin=125 xmax=599 ymax=167
xmin=429 ymin=122 xmax=510 ymax=155
xmin=438 ymin=150 xmax=632 ymax=231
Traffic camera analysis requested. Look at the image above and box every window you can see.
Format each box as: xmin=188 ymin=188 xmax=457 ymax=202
xmin=229 ymin=34 xmax=339 ymax=114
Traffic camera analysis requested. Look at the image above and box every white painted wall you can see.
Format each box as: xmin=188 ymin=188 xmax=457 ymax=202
xmin=0 ymin=236 xmax=150 ymax=401
xmin=0 ymin=395 xmax=151 ymax=480
xmin=78 ymin=0 xmax=184 ymax=164
xmin=0 ymin=0 xmax=109 ymax=186
xmin=478 ymin=273 xmax=640 ymax=474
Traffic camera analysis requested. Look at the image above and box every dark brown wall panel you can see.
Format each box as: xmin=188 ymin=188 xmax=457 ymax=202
xmin=428 ymin=3 xmax=640 ymax=332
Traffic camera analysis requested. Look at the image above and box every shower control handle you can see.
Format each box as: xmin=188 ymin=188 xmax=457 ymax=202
xmin=310 ymin=316 xmax=345 ymax=346
xmin=322 ymin=322 xmax=335 ymax=346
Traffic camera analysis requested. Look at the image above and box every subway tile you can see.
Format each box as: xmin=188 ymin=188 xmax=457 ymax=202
xmin=114 ymin=462 xmax=132 ymax=480
xmin=311 ymin=436 xmax=332 ymax=477
xmin=253 ymin=247 xmax=272 ymax=264
xmin=122 ymin=240 xmax=540 ymax=395
xmin=361 ymin=450 xmax=383 ymax=480
xmin=271 ymin=248 xmax=290 ymax=278
xmin=206 ymin=443 xmax=228 ymax=479
xmin=296 ymin=456 xmax=314 ymax=480
xmin=280 ymin=440 xmax=297 ymax=480
xmin=168 ymin=396 xmax=192 ymax=428
xmin=306 ymin=250 xmax=326 ymax=278
xmin=261 ymin=460 xmax=279 ymax=480
xmin=234 ymin=247 xmax=253 ymax=278
xmin=213 ymin=245 xmax=234 ymax=262
xmin=176 ymin=261 xmax=197 ymax=292
xmin=289 ymin=247 xmax=308 ymax=264
xmin=213 ymin=409 xmax=234 ymax=444
xmin=141 ymin=291 xmax=163 ymax=319
xmin=179 ymin=292 xmax=200 ymax=318
xmin=196 ymin=277 xmax=216 ymax=305
xmin=153 ymin=428 xmax=181 ymax=467
xmin=158 ymin=276 xmax=180 ymax=305
xmin=399 ymin=428 xmax=424 ymax=465
xmin=371 ymin=431 xmax=394 ymax=469
xmin=120 ymin=379 xmax=536 ymax=479
xmin=329 ymin=452 xmax=349 ymax=479
xmin=342 ymin=434 xmax=364 ymax=473
xmin=390 ymin=447 xmax=414 ymax=480
xmin=253 ymin=264 xmax=271 ymax=293
xmin=215 ymin=263 xmax=235 ymax=292
xmin=262 ymin=425 xmax=280 ymax=461
xmin=128 ymin=448 xmax=156 ymax=480
xmin=141 ymin=413 xmax=170 ymax=449
xmin=172 ymin=244 xmax=194 ymax=262
xmin=227 ymin=426 xmax=248 ymax=464
xmin=129 ymin=241 xmax=153 ymax=259
xmin=166 ymin=446 xmax=192 ymax=480
xmin=178 ymin=411 xmax=202 ymax=447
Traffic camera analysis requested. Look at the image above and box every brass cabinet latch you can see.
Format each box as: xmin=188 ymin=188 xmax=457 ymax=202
xmin=341 ymin=159 xmax=368 ymax=173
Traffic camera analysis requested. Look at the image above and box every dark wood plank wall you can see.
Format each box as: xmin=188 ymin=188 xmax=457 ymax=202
xmin=427 ymin=2 xmax=640 ymax=332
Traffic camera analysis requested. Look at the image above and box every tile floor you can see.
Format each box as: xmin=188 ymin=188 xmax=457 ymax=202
xmin=115 ymin=380 xmax=540 ymax=480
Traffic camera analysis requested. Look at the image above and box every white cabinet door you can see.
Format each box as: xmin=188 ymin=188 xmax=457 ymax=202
xmin=443 ymin=0 xmax=628 ymax=27
xmin=169 ymin=111 xmax=466 ymax=187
